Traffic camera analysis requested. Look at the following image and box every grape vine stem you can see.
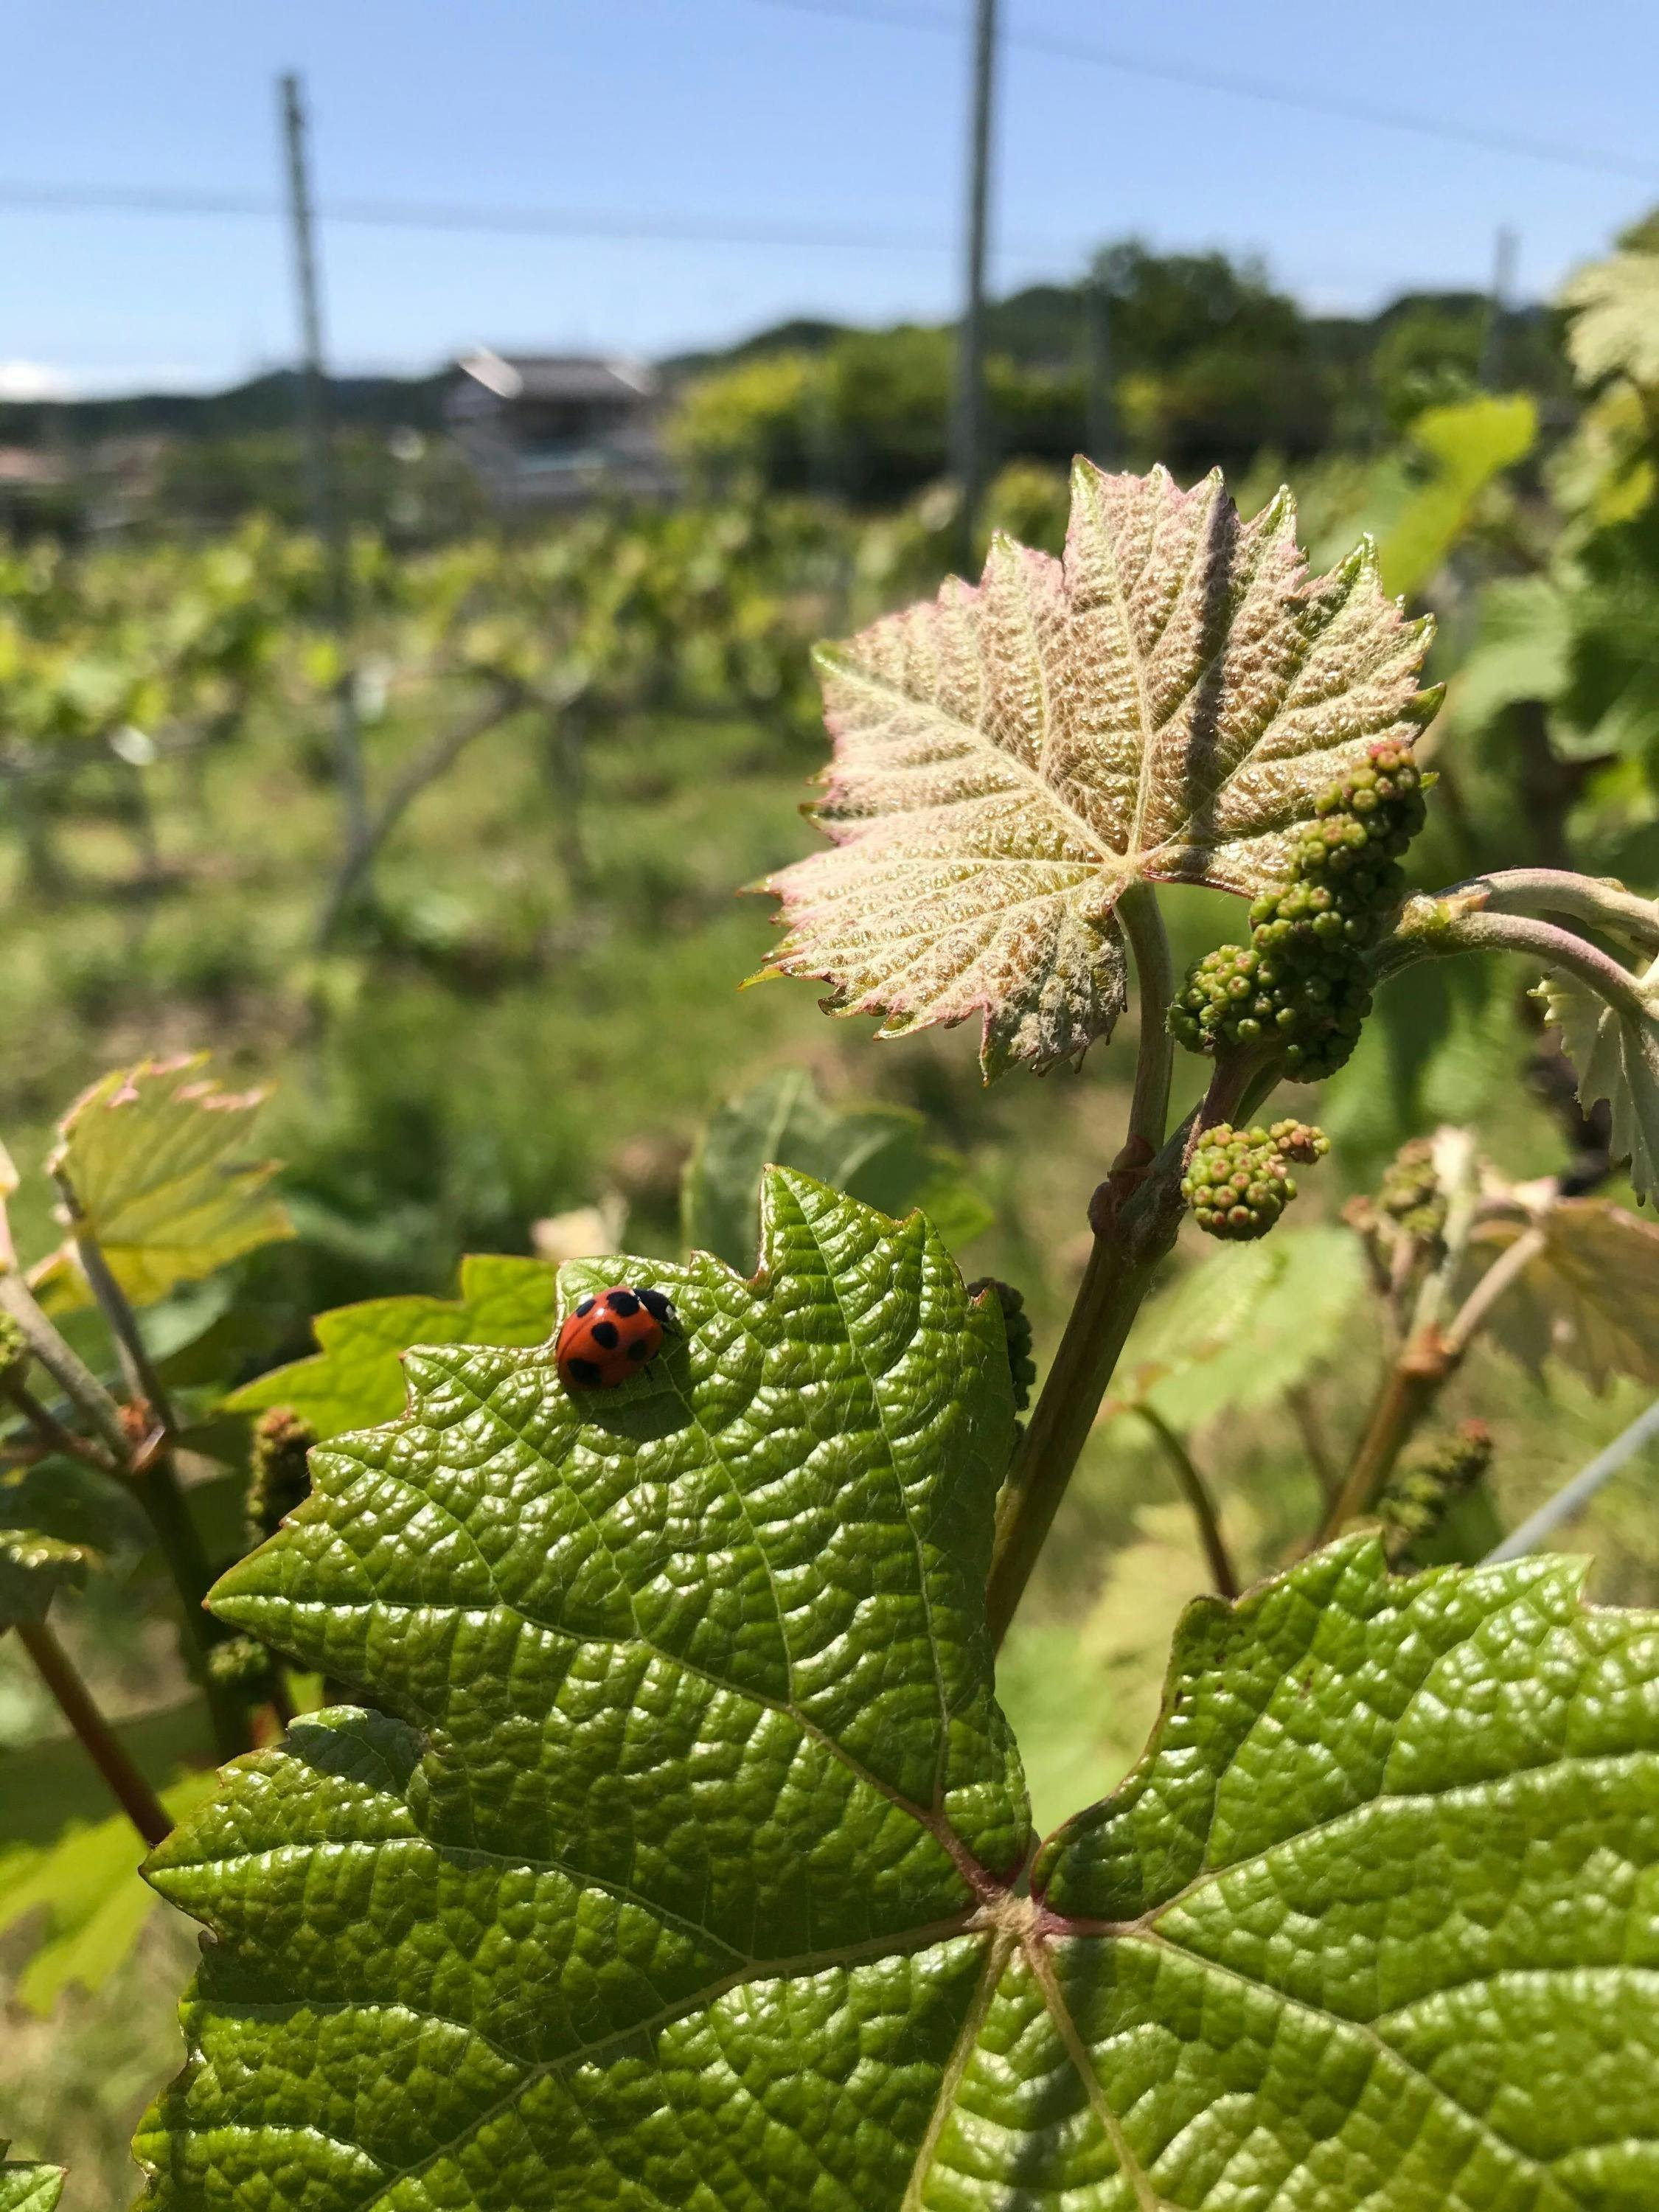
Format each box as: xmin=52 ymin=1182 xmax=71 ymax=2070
xmin=987 ymin=901 xmax=1267 ymax=1648
xmin=17 ymin=1618 xmax=173 ymax=1848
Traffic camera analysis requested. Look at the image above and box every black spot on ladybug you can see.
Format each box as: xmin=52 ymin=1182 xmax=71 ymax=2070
xmin=590 ymin=1319 xmax=621 ymax=1350
xmin=638 ymin=1287 xmax=674 ymax=1324
xmin=567 ymin=1355 xmax=602 ymax=1387
xmin=575 ymin=1296 xmax=596 ymax=1318
xmin=605 ymin=1289 xmax=641 ymax=1318
xmin=627 ymin=1337 xmax=650 ymax=1361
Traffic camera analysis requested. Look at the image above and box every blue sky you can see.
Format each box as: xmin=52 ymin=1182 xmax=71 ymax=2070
xmin=4 ymin=0 xmax=1657 ymax=396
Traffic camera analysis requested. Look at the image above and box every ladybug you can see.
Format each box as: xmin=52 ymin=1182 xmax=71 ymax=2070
xmin=555 ymin=1284 xmax=678 ymax=1391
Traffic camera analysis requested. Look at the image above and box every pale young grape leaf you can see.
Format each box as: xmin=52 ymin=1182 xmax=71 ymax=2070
xmin=35 ymin=1054 xmax=292 ymax=1312
xmin=1540 ymin=955 xmax=1659 ymax=1203
xmin=223 ymin=1253 xmax=557 ymax=1439
xmin=681 ymin=1065 xmax=992 ymax=1273
xmin=1475 ymin=1200 xmax=1659 ymax=1388
xmin=138 ymin=1172 xmax=1659 ymax=2210
xmin=0 ymin=2155 xmax=64 ymax=2212
xmin=757 ymin=459 xmax=1436 ymax=1077
xmin=1560 ymin=239 xmax=1659 ymax=392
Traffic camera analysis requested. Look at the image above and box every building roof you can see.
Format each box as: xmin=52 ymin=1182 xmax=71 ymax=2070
xmin=453 ymin=350 xmax=658 ymax=405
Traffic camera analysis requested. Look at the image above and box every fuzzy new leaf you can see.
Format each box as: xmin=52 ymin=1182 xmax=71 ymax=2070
xmin=139 ymin=1174 xmax=1659 ymax=2210
xmin=1541 ymin=955 xmax=1659 ymax=1203
xmin=38 ymin=1054 xmax=291 ymax=1311
xmin=759 ymin=460 xmax=1435 ymax=1076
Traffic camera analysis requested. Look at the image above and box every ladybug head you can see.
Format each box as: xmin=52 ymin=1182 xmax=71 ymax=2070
xmin=636 ymin=1285 xmax=680 ymax=1332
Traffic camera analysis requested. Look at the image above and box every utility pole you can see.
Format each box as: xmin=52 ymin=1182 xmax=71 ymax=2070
xmin=951 ymin=0 xmax=999 ymax=572
xmin=279 ymin=72 xmax=369 ymax=910
xmin=1481 ymin=224 xmax=1519 ymax=389
xmin=1083 ymin=264 xmax=1115 ymax=468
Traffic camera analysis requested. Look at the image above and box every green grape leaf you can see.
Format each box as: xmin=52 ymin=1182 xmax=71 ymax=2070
xmin=1541 ymin=955 xmax=1659 ymax=1203
xmin=1113 ymin=1225 xmax=1365 ymax=1428
xmin=0 ymin=1772 xmax=217 ymax=2015
xmin=757 ymin=459 xmax=1436 ymax=1077
xmin=0 ymin=1460 xmax=149 ymax=1631
xmin=137 ymin=1174 xmax=1659 ymax=2209
xmin=1476 ymin=1199 xmax=1659 ymax=1387
xmin=35 ymin=1054 xmax=292 ymax=1312
xmin=1560 ymin=237 xmax=1659 ymax=391
xmin=0 ymin=2157 xmax=64 ymax=2212
xmin=223 ymin=1253 xmax=557 ymax=1440
xmin=1447 ymin=573 xmax=1572 ymax=734
xmin=681 ymin=1065 xmax=992 ymax=1273
xmin=0 ymin=1527 xmax=88 ymax=1631
xmin=1377 ymin=394 xmax=1537 ymax=601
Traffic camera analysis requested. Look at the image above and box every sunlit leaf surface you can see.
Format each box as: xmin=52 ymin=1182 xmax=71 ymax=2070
xmin=139 ymin=1173 xmax=1659 ymax=2208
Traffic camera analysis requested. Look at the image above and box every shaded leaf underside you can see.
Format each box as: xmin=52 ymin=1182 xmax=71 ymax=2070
xmin=1543 ymin=960 xmax=1659 ymax=1206
xmin=139 ymin=1175 xmax=1659 ymax=2209
xmin=759 ymin=460 xmax=1435 ymax=1075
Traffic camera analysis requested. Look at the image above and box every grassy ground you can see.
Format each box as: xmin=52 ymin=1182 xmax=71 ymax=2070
xmin=2 ymin=669 xmax=1652 ymax=2204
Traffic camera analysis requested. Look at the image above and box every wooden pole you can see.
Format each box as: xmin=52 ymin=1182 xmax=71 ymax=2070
xmin=279 ymin=73 xmax=370 ymax=907
xmin=951 ymin=0 xmax=999 ymax=571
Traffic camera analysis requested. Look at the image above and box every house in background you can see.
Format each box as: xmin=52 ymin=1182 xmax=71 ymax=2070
xmin=444 ymin=351 xmax=673 ymax=508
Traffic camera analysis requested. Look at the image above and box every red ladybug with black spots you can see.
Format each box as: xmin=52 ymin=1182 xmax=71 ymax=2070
xmin=555 ymin=1284 xmax=679 ymax=1391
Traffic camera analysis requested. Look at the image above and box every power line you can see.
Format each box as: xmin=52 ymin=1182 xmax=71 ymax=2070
xmin=0 ymin=178 xmax=1066 ymax=257
xmin=744 ymin=0 xmax=1659 ymax=187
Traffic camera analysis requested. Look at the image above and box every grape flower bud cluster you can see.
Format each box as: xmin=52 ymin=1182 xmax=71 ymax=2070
xmin=1182 ymin=1120 xmax=1329 ymax=1241
xmin=1169 ymin=740 xmax=1429 ymax=1081
xmin=246 ymin=1405 xmax=316 ymax=1546
xmin=1380 ymin=1419 xmax=1493 ymax=1565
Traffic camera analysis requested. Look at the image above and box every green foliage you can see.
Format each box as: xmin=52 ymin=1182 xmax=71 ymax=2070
xmin=0 ymin=1461 xmax=150 ymax=1632
xmin=1541 ymin=956 xmax=1659 ymax=1202
xmin=138 ymin=1186 xmax=1659 ymax=2212
xmin=1376 ymin=393 xmax=1537 ymax=599
xmin=1113 ymin=1224 xmax=1366 ymax=1430
xmin=762 ymin=463 xmax=1434 ymax=1078
xmin=1475 ymin=1198 xmax=1659 ymax=1388
xmin=1172 ymin=739 xmax=1430 ymax=1079
xmin=680 ymin=1065 xmax=990 ymax=1272
xmin=0 ymin=1774 xmax=215 ymax=2017
xmin=225 ymin=1252 xmax=557 ymax=1439
xmin=35 ymin=1053 xmax=291 ymax=1313
xmin=1560 ymin=218 xmax=1659 ymax=392
xmin=1182 ymin=1119 xmax=1328 ymax=1241
xmin=1368 ymin=299 xmax=1486 ymax=431
xmin=0 ymin=2155 xmax=64 ymax=2212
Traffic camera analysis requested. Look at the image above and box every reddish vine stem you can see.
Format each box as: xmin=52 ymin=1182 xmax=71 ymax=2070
xmin=1316 ymin=1223 xmax=1549 ymax=1545
xmin=987 ymin=1043 xmax=1270 ymax=1649
xmin=16 ymin=1618 xmax=173 ymax=1848
xmin=51 ymin=1169 xmax=251 ymax=1762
